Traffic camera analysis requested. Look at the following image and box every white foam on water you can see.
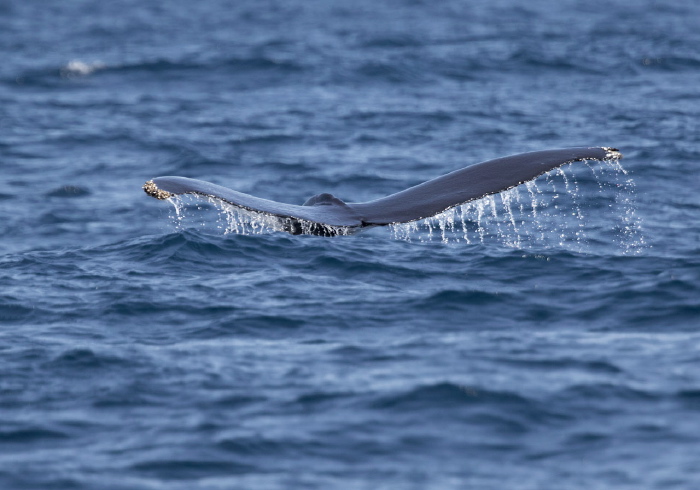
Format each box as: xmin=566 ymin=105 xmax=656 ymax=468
xmin=60 ymin=60 xmax=106 ymax=78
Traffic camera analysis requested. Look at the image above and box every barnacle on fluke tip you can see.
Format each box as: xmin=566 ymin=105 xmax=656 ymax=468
xmin=603 ymin=147 xmax=622 ymax=160
xmin=143 ymin=180 xmax=172 ymax=200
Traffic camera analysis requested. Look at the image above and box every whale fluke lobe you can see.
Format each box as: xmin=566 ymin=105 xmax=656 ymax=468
xmin=143 ymin=147 xmax=622 ymax=236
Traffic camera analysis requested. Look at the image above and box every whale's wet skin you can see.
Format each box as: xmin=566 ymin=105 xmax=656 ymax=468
xmin=144 ymin=147 xmax=622 ymax=237
xmin=2 ymin=0 xmax=700 ymax=489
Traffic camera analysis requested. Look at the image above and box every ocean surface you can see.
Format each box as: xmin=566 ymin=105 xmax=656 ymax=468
xmin=1 ymin=0 xmax=699 ymax=488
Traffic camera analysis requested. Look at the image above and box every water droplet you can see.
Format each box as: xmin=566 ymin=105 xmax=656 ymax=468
xmin=388 ymin=160 xmax=646 ymax=254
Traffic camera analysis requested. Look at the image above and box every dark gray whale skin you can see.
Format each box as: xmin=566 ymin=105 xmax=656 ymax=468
xmin=144 ymin=147 xmax=621 ymax=235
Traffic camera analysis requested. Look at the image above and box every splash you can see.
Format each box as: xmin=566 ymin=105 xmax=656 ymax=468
xmin=163 ymin=160 xmax=644 ymax=252
xmin=167 ymin=196 xmax=354 ymax=237
xmin=390 ymin=160 xmax=645 ymax=254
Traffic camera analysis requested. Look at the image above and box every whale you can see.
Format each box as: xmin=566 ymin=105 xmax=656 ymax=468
xmin=143 ymin=147 xmax=621 ymax=236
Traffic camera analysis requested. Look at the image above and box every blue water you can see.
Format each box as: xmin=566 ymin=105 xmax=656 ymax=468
xmin=2 ymin=0 xmax=699 ymax=488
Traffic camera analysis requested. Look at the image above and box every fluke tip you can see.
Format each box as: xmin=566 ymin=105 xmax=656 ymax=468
xmin=143 ymin=180 xmax=172 ymax=200
xmin=602 ymin=147 xmax=623 ymax=160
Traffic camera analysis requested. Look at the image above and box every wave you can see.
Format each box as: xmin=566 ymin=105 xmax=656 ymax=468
xmin=130 ymin=459 xmax=254 ymax=478
xmin=9 ymin=54 xmax=306 ymax=89
xmin=0 ymin=426 xmax=69 ymax=444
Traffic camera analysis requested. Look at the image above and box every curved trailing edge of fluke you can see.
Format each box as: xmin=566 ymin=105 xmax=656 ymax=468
xmin=143 ymin=146 xmax=622 ymax=236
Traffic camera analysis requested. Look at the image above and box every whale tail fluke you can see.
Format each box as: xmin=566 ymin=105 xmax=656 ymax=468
xmin=144 ymin=147 xmax=622 ymax=236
